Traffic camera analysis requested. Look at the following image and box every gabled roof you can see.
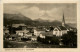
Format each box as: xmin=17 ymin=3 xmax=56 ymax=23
xmin=54 ymin=26 xmax=67 ymax=31
xmin=56 ymin=26 xmax=61 ymax=31
xmin=58 ymin=26 xmax=67 ymax=30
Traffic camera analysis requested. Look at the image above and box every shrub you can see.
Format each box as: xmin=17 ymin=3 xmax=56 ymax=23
xmin=61 ymin=31 xmax=77 ymax=47
xmin=37 ymin=36 xmax=59 ymax=45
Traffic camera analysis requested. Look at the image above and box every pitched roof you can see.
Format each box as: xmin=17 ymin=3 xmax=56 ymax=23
xmin=31 ymin=36 xmax=37 ymax=38
xmin=40 ymin=31 xmax=53 ymax=36
xmin=40 ymin=32 xmax=46 ymax=36
xmin=35 ymin=28 xmax=45 ymax=31
xmin=56 ymin=26 xmax=61 ymax=31
xmin=57 ymin=26 xmax=67 ymax=30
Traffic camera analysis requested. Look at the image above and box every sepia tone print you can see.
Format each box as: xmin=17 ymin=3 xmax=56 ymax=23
xmin=3 ymin=3 xmax=77 ymax=48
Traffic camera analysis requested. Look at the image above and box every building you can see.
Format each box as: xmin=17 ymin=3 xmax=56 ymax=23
xmin=34 ymin=28 xmax=45 ymax=36
xmin=39 ymin=31 xmax=53 ymax=38
xmin=53 ymin=26 xmax=68 ymax=36
xmin=23 ymin=33 xmax=32 ymax=38
xmin=16 ymin=29 xmax=29 ymax=36
xmin=53 ymin=13 xmax=68 ymax=36
xmin=45 ymin=31 xmax=53 ymax=37
xmin=31 ymin=36 xmax=37 ymax=41
xmin=4 ymin=26 xmax=9 ymax=35
xmin=39 ymin=32 xmax=46 ymax=38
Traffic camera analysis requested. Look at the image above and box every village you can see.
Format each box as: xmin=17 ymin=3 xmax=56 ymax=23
xmin=3 ymin=14 xmax=77 ymax=48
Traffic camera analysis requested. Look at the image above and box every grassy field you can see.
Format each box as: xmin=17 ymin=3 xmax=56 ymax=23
xmin=3 ymin=40 xmax=77 ymax=48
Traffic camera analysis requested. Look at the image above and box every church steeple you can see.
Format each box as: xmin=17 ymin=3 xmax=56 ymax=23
xmin=62 ymin=12 xmax=65 ymax=26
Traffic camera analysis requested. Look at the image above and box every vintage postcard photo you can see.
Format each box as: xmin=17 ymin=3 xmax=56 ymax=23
xmin=3 ymin=3 xmax=77 ymax=48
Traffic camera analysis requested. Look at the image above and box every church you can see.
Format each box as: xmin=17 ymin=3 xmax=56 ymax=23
xmin=53 ymin=13 xmax=69 ymax=36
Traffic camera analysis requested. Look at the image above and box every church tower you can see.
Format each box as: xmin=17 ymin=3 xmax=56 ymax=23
xmin=62 ymin=13 xmax=65 ymax=27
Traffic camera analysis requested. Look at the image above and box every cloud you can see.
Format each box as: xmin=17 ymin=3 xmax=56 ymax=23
xmin=4 ymin=4 xmax=28 ymax=14
xmin=20 ymin=6 xmax=47 ymax=20
xmin=39 ymin=10 xmax=45 ymax=16
xmin=4 ymin=3 xmax=77 ymax=24
xmin=46 ymin=7 xmax=63 ymax=21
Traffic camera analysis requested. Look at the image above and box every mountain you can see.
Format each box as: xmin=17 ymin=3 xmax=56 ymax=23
xmin=33 ymin=18 xmax=62 ymax=26
xmin=34 ymin=18 xmax=50 ymax=23
xmin=4 ymin=13 xmax=32 ymax=25
xmin=4 ymin=13 xmax=77 ymax=28
xmin=4 ymin=13 xmax=32 ymax=20
xmin=66 ymin=23 xmax=77 ymax=28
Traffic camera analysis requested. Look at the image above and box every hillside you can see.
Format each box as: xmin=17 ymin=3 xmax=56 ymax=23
xmin=4 ymin=13 xmax=77 ymax=28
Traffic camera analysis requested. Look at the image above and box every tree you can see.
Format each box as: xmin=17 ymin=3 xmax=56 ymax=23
xmin=61 ymin=31 xmax=77 ymax=47
xmin=51 ymin=36 xmax=59 ymax=45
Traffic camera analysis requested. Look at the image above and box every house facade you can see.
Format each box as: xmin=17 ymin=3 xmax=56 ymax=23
xmin=53 ymin=26 xmax=67 ymax=36
xmin=16 ymin=29 xmax=29 ymax=36
xmin=34 ymin=29 xmax=45 ymax=36
xmin=31 ymin=36 xmax=37 ymax=41
xmin=39 ymin=33 xmax=45 ymax=38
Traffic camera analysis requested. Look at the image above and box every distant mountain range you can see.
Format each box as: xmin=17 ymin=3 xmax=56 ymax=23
xmin=4 ymin=13 xmax=77 ymax=28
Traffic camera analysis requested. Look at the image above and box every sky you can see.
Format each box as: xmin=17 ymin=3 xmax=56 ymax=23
xmin=4 ymin=3 xmax=77 ymax=24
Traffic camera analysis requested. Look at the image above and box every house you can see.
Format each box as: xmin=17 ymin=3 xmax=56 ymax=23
xmin=45 ymin=31 xmax=53 ymax=37
xmin=45 ymin=29 xmax=50 ymax=32
xmin=8 ymin=34 xmax=17 ymax=40
xmin=4 ymin=26 xmax=9 ymax=35
xmin=16 ymin=30 xmax=24 ymax=36
xmin=16 ymin=29 xmax=29 ymax=36
xmin=53 ymin=13 xmax=68 ymax=36
xmin=15 ymin=25 xmax=29 ymax=36
xmin=34 ymin=28 xmax=45 ymax=36
xmin=23 ymin=33 xmax=32 ymax=38
xmin=39 ymin=32 xmax=45 ymax=38
xmin=53 ymin=26 xmax=68 ymax=36
xmin=4 ymin=29 xmax=9 ymax=34
xmin=31 ymin=36 xmax=37 ymax=41
xmin=39 ymin=31 xmax=53 ymax=38
xmin=27 ymin=27 xmax=34 ymax=33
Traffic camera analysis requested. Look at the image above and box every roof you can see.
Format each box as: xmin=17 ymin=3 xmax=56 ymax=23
xmin=56 ymin=26 xmax=67 ymax=31
xmin=40 ymin=32 xmax=46 ymax=36
xmin=26 ymin=32 xmax=32 ymax=35
xmin=10 ymin=34 xmax=17 ymax=37
xmin=40 ymin=31 xmax=53 ymax=36
xmin=31 ymin=36 xmax=37 ymax=38
xmin=45 ymin=31 xmax=53 ymax=36
xmin=35 ymin=28 xmax=45 ymax=31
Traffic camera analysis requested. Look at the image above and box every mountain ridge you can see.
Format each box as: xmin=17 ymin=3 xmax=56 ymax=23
xmin=4 ymin=13 xmax=77 ymax=28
